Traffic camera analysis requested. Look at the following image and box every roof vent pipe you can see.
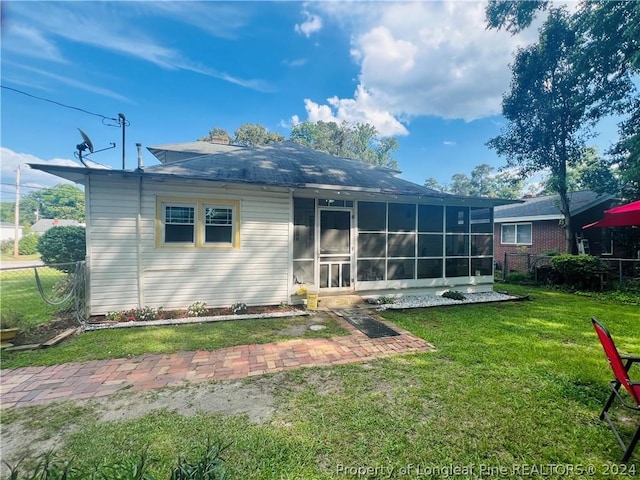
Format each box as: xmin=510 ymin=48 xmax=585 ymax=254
xmin=136 ymin=143 xmax=144 ymax=170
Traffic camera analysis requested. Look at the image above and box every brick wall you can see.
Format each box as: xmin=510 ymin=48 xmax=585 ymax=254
xmin=494 ymin=219 xmax=567 ymax=265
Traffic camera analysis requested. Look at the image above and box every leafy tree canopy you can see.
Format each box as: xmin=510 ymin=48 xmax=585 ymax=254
xmin=290 ymin=120 xmax=399 ymax=169
xmin=199 ymin=124 xmax=283 ymax=147
xmin=487 ymin=8 xmax=617 ymax=252
xmin=486 ymin=0 xmax=639 ymax=200
xmin=0 ymin=184 xmax=84 ymax=226
xmin=538 ymin=147 xmax=620 ymax=196
xmin=425 ymin=163 xmax=524 ymax=199
xmin=234 ymin=123 xmax=284 ymax=146
xmin=200 ymin=120 xmax=400 ymax=169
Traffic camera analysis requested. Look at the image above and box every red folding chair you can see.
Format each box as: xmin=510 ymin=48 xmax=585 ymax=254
xmin=592 ymin=318 xmax=640 ymax=462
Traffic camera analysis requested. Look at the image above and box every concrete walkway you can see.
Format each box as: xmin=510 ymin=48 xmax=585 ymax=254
xmin=0 ymin=315 xmax=434 ymax=409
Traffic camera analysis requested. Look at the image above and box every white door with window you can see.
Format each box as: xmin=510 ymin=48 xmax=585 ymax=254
xmin=318 ymin=209 xmax=352 ymax=289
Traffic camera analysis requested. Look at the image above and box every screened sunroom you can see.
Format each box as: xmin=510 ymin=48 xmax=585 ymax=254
xmin=292 ymin=197 xmax=494 ymax=293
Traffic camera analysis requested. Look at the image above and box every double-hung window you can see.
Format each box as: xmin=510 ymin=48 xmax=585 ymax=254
xmin=204 ymin=205 xmax=234 ymax=245
xmin=501 ymin=223 xmax=532 ymax=245
xmin=158 ymin=197 xmax=239 ymax=248
xmin=164 ymin=204 xmax=196 ymax=245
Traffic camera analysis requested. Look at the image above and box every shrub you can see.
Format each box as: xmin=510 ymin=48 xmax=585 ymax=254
xmin=230 ymin=302 xmax=248 ymax=314
xmin=0 ymin=238 xmax=13 ymax=255
xmin=18 ymin=233 xmax=40 ymax=255
xmin=106 ymin=306 xmax=160 ymax=322
xmin=38 ymin=226 xmax=86 ymax=272
xmin=441 ymin=290 xmax=465 ymax=301
xmin=550 ymin=254 xmax=608 ymax=291
xmin=187 ymin=301 xmax=208 ymax=317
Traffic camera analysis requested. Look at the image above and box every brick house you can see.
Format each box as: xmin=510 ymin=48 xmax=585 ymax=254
xmin=494 ymin=191 xmax=616 ymax=264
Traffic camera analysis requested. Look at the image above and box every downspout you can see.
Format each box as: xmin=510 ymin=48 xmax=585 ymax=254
xmin=136 ymin=143 xmax=145 ymax=308
xmin=85 ymin=174 xmax=92 ymax=317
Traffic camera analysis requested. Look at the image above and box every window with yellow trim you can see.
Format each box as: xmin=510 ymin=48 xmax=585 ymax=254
xmin=157 ymin=197 xmax=239 ymax=248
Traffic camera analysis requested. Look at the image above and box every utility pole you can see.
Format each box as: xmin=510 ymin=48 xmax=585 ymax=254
xmin=13 ymin=166 xmax=20 ymax=258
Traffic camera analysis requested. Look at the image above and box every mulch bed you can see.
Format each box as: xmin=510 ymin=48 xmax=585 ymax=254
xmin=86 ymin=305 xmax=299 ymax=324
xmin=12 ymin=315 xmax=80 ymax=346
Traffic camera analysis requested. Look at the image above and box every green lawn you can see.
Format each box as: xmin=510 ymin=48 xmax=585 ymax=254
xmin=2 ymin=286 xmax=639 ymax=478
xmin=0 ymin=315 xmax=349 ymax=369
xmin=0 ymin=267 xmax=68 ymax=330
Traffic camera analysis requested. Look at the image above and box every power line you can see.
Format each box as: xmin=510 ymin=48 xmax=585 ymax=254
xmin=1 ymin=85 xmax=127 ymax=125
xmin=0 ymin=183 xmax=58 ymax=191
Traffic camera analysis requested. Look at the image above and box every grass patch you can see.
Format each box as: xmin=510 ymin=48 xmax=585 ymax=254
xmin=1 ymin=315 xmax=348 ymax=369
xmin=0 ymin=267 xmax=68 ymax=330
xmin=2 ymin=286 xmax=639 ymax=477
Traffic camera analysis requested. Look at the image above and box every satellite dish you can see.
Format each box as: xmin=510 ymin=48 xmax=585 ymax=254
xmin=76 ymin=128 xmax=95 ymax=167
xmin=78 ymin=128 xmax=94 ymax=153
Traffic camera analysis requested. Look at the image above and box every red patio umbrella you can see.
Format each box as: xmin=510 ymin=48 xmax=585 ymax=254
xmin=583 ymin=200 xmax=640 ymax=229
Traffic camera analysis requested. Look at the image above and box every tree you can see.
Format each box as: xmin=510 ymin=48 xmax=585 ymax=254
xmin=610 ymin=98 xmax=640 ymax=199
xmin=424 ymin=178 xmax=445 ymax=192
xmin=198 ymin=127 xmax=232 ymax=144
xmin=233 ymin=123 xmax=284 ymax=146
xmin=290 ymin=120 xmax=399 ymax=169
xmin=426 ymin=164 xmax=524 ymax=199
xmin=538 ymin=147 xmax=620 ymax=196
xmin=0 ymin=184 xmax=84 ymax=226
xmin=36 ymin=184 xmax=85 ymax=222
xmin=487 ymin=9 xmax=617 ymax=252
xmin=487 ymin=0 xmax=639 ymax=200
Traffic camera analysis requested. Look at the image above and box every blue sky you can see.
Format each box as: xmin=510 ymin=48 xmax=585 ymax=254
xmin=0 ymin=1 xmax=623 ymax=200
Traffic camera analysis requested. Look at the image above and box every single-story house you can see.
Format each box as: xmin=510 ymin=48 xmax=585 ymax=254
xmin=30 ymin=141 xmax=514 ymax=316
xmin=31 ymin=218 xmax=81 ymax=235
xmin=493 ymin=190 xmax=617 ymax=260
xmin=0 ymin=222 xmax=22 ymax=242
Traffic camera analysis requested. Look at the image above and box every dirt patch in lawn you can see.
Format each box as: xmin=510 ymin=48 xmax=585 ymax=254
xmin=11 ymin=315 xmax=80 ymax=346
xmin=93 ymin=378 xmax=278 ymax=423
xmin=0 ymin=376 xmax=279 ymax=475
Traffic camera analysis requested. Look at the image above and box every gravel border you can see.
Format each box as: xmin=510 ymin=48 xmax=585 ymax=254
xmin=374 ymin=291 xmax=521 ymax=310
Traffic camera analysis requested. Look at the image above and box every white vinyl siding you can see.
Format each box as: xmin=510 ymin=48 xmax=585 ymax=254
xmin=85 ymin=176 xmax=290 ymax=314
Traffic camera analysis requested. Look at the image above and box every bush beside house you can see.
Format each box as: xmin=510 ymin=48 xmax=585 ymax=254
xmin=38 ymin=226 xmax=86 ymax=271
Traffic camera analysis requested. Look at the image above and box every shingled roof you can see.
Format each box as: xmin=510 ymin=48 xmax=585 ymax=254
xmin=29 ymin=141 xmax=516 ymax=206
xmin=494 ymin=191 xmax=615 ymax=221
xmin=145 ymin=141 xmax=446 ymax=197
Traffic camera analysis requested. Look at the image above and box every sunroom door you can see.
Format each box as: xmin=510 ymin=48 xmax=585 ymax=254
xmin=318 ymin=209 xmax=352 ymax=289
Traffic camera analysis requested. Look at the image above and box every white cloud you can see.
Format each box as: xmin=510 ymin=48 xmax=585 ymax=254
xmin=3 ymin=2 xmax=272 ymax=92
xmin=303 ymin=85 xmax=409 ymax=137
xmin=0 ymin=147 xmax=79 ymax=201
xmin=297 ymin=1 xmax=540 ymax=132
xmin=443 ymin=141 xmax=456 ymax=146
xmin=295 ymin=10 xmax=323 ymax=37
xmin=1 ymin=23 xmax=66 ymax=63
xmin=6 ymin=63 xmax=131 ymax=103
xmin=282 ymin=58 xmax=308 ymax=67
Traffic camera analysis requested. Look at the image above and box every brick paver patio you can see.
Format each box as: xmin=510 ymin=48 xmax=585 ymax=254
xmin=0 ymin=314 xmax=434 ymax=409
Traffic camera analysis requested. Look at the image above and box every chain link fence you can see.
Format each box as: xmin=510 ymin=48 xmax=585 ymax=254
xmin=1 ymin=261 xmax=86 ymax=332
xmin=499 ymin=253 xmax=640 ymax=287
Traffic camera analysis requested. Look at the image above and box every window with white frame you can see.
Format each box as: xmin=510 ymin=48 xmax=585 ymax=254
xmin=204 ymin=205 xmax=234 ymax=244
xmin=158 ymin=197 xmax=239 ymax=248
xmin=501 ymin=223 xmax=532 ymax=245
xmin=164 ymin=204 xmax=196 ymax=244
